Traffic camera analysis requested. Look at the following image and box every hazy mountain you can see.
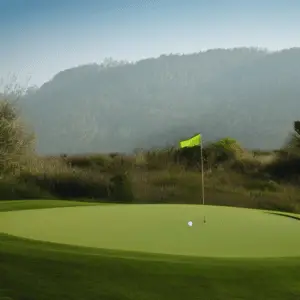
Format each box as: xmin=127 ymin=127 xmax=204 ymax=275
xmin=20 ymin=48 xmax=300 ymax=154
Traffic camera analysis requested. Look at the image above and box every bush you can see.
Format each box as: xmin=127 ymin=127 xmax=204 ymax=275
xmin=264 ymin=151 xmax=300 ymax=181
xmin=20 ymin=169 xmax=109 ymax=200
xmin=63 ymin=154 xmax=134 ymax=174
xmin=171 ymin=137 xmax=247 ymax=171
xmin=204 ymin=137 xmax=245 ymax=167
xmin=283 ymin=132 xmax=300 ymax=156
xmin=145 ymin=149 xmax=175 ymax=170
xmin=230 ymin=157 xmax=262 ymax=174
xmin=254 ymin=194 xmax=297 ymax=213
xmin=243 ymin=179 xmax=280 ymax=192
xmin=108 ymin=172 xmax=134 ymax=203
xmin=0 ymin=177 xmax=53 ymax=200
xmin=174 ymin=146 xmax=202 ymax=170
xmin=62 ymin=154 xmax=112 ymax=170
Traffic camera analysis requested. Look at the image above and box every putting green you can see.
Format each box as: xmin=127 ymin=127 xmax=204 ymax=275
xmin=0 ymin=204 xmax=300 ymax=258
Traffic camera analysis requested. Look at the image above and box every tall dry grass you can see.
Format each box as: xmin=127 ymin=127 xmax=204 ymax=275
xmin=1 ymin=90 xmax=300 ymax=211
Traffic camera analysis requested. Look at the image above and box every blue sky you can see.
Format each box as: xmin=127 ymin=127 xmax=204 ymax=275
xmin=1 ymin=0 xmax=300 ymax=87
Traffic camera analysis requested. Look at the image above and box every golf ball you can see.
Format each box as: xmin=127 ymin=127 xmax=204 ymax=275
xmin=188 ymin=221 xmax=193 ymax=227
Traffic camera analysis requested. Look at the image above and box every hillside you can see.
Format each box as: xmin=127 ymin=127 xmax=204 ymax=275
xmin=21 ymin=47 xmax=300 ymax=154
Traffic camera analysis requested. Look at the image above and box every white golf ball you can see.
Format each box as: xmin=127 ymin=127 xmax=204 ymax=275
xmin=188 ymin=221 xmax=193 ymax=227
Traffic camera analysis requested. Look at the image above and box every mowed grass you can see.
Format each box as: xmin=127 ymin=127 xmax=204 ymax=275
xmin=1 ymin=200 xmax=300 ymax=300
xmin=1 ymin=203 xmax=300 ymax=257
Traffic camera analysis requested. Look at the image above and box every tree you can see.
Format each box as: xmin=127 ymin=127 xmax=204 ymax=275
xmin=294 ymin=121 xmax=300 ymax=135
xmin=0 ymin=95 xmax=35 ymax=175
xmin=282 ymin=121 xmax=300 ymax=156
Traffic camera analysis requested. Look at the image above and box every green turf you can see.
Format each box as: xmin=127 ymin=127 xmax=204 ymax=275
xmin=1 ymin=203 xmax=300 ymax=257
xmin=1 ymin=200 xmax=300 ymax=300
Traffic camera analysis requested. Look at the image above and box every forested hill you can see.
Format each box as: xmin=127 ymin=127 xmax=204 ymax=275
xmin=21 ymin=47 xmax=300 ymax=154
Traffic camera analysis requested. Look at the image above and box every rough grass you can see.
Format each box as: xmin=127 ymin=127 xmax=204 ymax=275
xmin=8 ymin=149 xmax=299 ymax=213
xmin=2 ymin=150 xmax=300 ymax=213
xmin=129 ymin=166 xmax=300 ymax=211
xmin=1 ymin=103 xmax=300 ymax=213
xmin=1 ymin=201 xmax=300 ymax=300
xmin=2 ymin=95 xmax=300 ymax=212
xmin=0 ymin=199 xmax=100 ymax=212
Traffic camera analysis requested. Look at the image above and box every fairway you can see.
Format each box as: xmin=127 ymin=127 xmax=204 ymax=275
xmin=1 ymin=204 xmax=300 ymax=257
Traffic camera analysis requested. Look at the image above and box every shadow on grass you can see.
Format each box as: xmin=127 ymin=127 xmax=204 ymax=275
xmin=265 ymin=212 xmax=300 ymax=221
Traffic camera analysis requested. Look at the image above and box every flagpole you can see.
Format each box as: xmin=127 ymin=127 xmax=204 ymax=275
xmin=200 ymin=137 xmax=205 ymax=206
xmin=200 ymin=136 xmax=206 ymax=223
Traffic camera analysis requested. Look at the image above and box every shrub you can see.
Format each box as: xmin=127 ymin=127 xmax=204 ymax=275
xmin=283 ymin=132 xmax=300 ymax=156
xmin=254 ymin=194 xmax=297 ymax=213
xmin=264 ymin=150 xmax=300 ymax=182
xmin=242 ymin=179 xmax=280 ymax=192
xmin=108 ymin=172 xmax=134 ymax=203
xmin=230 ymin=157 xmax=262 ymax=174
xmin=63 ymin=154 xmax=112 ymax=170
xmin=174 ymin=146 xmax=202 ymax=170
xmin=63 ymin=154 xmax=134 ymax=174
xmin=145 ymin=149 xmax=175 ymax=170
xmin=0 ymin=177 xmax=52 ymax=200
xmin=205 ymin=137 xmax=245 ymax=166
xmin=20 ymin=169 xmax=109 ymax=200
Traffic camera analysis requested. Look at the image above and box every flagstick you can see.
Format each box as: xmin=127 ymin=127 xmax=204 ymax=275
xmin=200 ymin=138 xmax=206 ymax=223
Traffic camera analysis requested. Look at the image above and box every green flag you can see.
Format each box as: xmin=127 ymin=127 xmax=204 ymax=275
xmin=179 ymin=134 xmax=202 ymax=148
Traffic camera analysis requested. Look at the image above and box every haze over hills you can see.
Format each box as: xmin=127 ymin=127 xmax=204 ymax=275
xmin=20 ymin=47 xmax=300 ymax=155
